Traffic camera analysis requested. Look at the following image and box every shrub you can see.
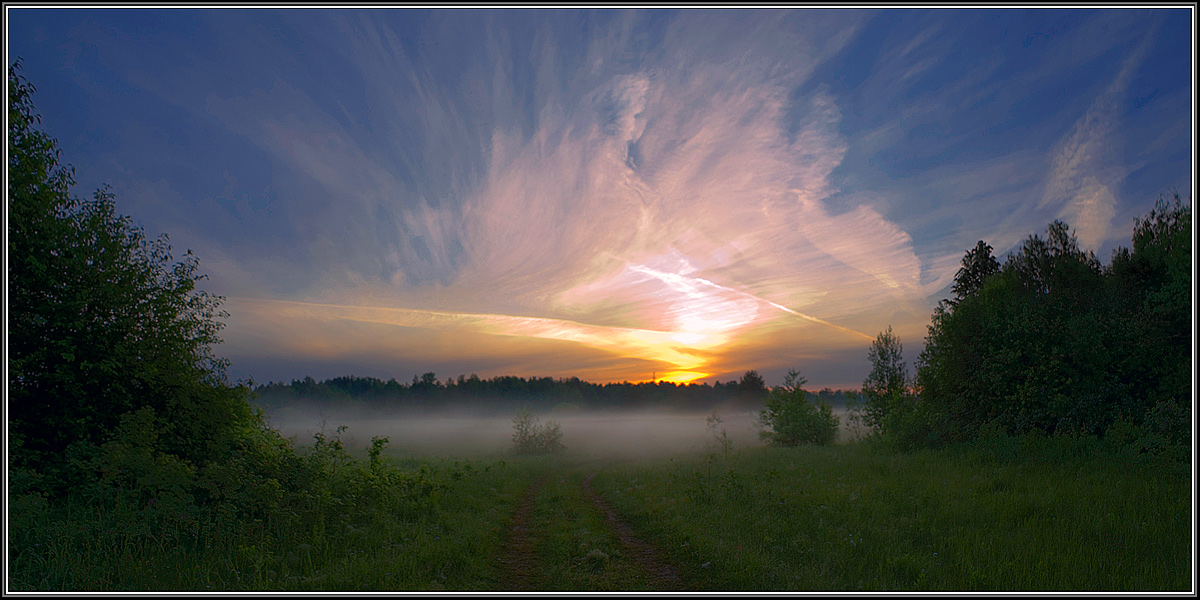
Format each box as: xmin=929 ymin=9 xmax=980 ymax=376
xmin=758 ymin=370 xmax=839 ymax=447
xmin=1104 ymin=400 xmax=1191 ymax=465
xmin=706 ymin=411 xmax=734 ymax=456
xmin=842 ymin=392 xmax=875 ymax=442
xmin=511 ymin=410 xmax=565 ymax=454
xmin=879 ymin=395 xmax=955 ymax=452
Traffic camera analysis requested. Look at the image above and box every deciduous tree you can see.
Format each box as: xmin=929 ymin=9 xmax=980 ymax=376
xmin=861 ymin=326 xmax=911 ymax=432
xmin=8 ymin=63 xmax=253 ymax=494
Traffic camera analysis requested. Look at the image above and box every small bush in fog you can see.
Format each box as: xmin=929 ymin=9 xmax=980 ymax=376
xmin=707 ymin=411 xmax=734 ymax=456
xmin=511 ymin=410 xmax=565 ymax=454
xmin=759 ymin=370 xmax=839 ymax=447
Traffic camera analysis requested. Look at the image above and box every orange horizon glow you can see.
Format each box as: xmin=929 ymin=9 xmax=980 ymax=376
xmin=225 ymin=288 xmax=876 ymax=385
xmin=649 ymin=371 xmax=711 ymax=384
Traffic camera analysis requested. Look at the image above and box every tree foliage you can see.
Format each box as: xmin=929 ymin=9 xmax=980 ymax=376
xmin=7 ymin=68 xmax=475 ymax=589
xmin=735 ymin=369 xmax=769 ymax=408
xmin=251 ymin=370 xmax=818 ymax=414
xmin=950 ymin=240 xmax=1001 ymax=304
xmin=908 ymin=202 xmax=1191 ymax=454
xmin=8 ymin=62 xmax=255 ymax=494
xmin=860 ymin=326 xmax=912 ymax=433
xmin=758 ymin=370 xmax=839 ymax=447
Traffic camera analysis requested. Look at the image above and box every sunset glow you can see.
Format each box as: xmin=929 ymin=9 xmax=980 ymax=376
xmin=10 ymin=8 xmax=1191 ymax=388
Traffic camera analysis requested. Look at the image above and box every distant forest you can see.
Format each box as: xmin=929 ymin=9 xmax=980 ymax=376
xmin=251 ymin=372 xmax=862 ymax=414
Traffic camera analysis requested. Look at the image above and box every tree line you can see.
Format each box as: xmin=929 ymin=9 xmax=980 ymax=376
xmin=251 ymin=371 xmax=863 ymax=414
xmin=857 ymin=198 xmax=1191 ymax=459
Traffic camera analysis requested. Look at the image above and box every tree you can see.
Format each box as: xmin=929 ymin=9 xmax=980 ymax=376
xmin=8 ymin=62 xmax=254 ymax=494
xmin=1004 ymin=220 xmax=1102 ymax=297
xmin=914 ymin=208 xmax=1191 ymax=450
xmin=758 ymin=370 xmax=838 ymax=446
xmin=951 ymin=240 xmax=1000 ymax=304
xmin=737 ymin=370 xmax=768 ymax=407
xmin=861 ymin=326 xmax=911 ymax=432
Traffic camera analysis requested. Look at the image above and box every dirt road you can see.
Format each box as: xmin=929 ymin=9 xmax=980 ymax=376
xmin=493 ymin=463 xmax=687 ymax=591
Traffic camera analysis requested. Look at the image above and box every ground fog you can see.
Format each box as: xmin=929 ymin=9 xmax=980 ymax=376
xmin=262 ymin=403 xmax=858 ymax=458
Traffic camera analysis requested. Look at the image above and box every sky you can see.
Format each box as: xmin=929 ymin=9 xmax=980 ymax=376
xmin=5 ymin=7 xmax=1194 ymax=389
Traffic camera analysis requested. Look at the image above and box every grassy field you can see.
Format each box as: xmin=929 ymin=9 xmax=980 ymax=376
xmin=7 ymin=429 xmax=1192 ymax=592
xmin=8 ymin=453 xmax=525 ymax=591
xmin=593 ymin=435 xmax=1192 ymax=591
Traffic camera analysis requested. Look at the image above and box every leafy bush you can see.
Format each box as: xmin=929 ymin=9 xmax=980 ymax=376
xmin=1104 ymin=399 xmax=1191 ymax=464
xmin=511 ymin=410 xmax=565 ymax=454
xmin=758 ymin=370 xmax=839 ymax=446
xmin=878 ymin=395 xmax=956 ymax=452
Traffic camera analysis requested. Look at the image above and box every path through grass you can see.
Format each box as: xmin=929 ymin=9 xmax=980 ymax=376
xmin=9 ymin=434 xmax=1191 ymax=592
xmin=492 ymin=459 xmax=688 ymax=591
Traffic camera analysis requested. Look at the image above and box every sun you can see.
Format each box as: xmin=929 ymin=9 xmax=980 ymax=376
xmin=655 ymin=370 xmax=710 ymax=384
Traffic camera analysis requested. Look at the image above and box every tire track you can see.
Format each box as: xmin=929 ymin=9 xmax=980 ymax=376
xmin=580 ymin=471 xmax=686 ymax=590
xmin=494 ymin=473 xmax=550 ymax=591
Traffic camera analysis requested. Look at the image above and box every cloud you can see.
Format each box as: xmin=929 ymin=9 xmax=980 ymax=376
xmin=10 ymin=8 xmax=1189 ymax=389
xmin=228 ymin=12 xmax=930 ymax=383
xmin=1041 ymin=28 xmax=1154 ymax=250
xmin=109 ymin=10 xmax=932 ymax=384
xmin=222 ymin=297 xmax=715 ymax=382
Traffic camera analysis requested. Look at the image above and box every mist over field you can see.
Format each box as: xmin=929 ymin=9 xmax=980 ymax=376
xmin=261 ymin=402 xmax=859 ymax=458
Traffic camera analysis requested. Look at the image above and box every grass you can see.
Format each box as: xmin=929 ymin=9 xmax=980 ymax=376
xmin=524 ymin=468 xmax=657 ymax=591
xmin=8 ymin=453 xmax=541 ymax=592
xmin=7 ymin=431 xmax=1192 ymax=592
xmin=593 ymin=435 xmax=1192 ymax=591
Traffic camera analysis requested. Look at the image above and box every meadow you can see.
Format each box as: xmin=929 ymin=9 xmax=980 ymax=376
xmin=8 ymin=409 xmax=1192 ymax=592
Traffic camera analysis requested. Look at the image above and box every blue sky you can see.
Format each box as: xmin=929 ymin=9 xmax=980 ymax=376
xmin=6 ymin=8 xmax=1193 ymax=388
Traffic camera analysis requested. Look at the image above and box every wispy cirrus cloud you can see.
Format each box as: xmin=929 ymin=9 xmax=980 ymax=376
xmin=1041 ymin=28 xmax=1155 ymax=250
xmin=19 ymin=8 xmax=1185 ymax=387
xmin=206 ymin=10 xmax=929 ymax=383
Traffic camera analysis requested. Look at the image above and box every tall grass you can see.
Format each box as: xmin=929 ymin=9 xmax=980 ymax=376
xmin=592 ymin=433 xmax=1191 ymax=591
xmin=523 ymin=469 xmax=658 ymax=590
xmin=8 ymin=443 xmax=541 ymax=592
xmin=9 ymin=429 xmax=1190 ymax=591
